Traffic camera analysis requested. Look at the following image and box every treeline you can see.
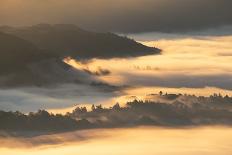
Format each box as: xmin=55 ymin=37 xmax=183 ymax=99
xmin=0 ymin=110 xmax=92 ymax=132
xmin=70 ymin=93 xmax=232 ymax=127
xmin=1 ymin=93 xmax=232 ymax=133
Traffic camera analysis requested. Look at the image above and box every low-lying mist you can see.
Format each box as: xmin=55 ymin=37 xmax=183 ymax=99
xmin=0 ymin=84 xmax=120 ymax=113
xmin=1 ymin=33 xmax=232 ymax=113
xmin=1 ymin=127 xmax=232 ymax=155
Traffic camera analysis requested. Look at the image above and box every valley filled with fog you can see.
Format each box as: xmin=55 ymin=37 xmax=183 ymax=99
xmin=1 ymin=1 xmax=232 ymax=154
xmin=1 ymin=29 xmax=232 ymax=114
xmin=1 ymin=26 xmax=232 ymax=155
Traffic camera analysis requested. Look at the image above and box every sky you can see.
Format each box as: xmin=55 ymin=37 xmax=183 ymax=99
xmin=0 ymin=0 xmax=232 ymax=33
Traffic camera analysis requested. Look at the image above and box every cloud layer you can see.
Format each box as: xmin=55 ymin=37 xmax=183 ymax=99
xmin=0 ymin=0 xmax=232 ymax=33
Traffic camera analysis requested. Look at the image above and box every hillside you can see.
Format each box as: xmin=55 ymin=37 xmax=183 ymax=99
xmin=0 ymin=24 xmax=160 ymax=87
xmin=0 ymin=32 xmax=47 ymax=74
xmin=0 ymin=31 xmax=84 ymax=87
xmin=0 ymin=24 xmax=160 ymax=59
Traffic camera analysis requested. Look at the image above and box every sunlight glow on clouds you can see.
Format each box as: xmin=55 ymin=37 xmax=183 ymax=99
xmin=2 ymin=33 xmax=232 ymax=113
xmin=72 ymin=35 xmax=232 ymax=90
xmin=1 ymin=127 xmax=232 ymax=155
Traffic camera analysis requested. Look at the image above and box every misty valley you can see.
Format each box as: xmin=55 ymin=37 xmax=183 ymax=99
xmin=1 ymin=1 xmax=232 ymax=154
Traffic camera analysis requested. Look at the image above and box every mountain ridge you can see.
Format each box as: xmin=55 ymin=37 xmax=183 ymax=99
xmin=0 ymin=24 xmax=161 ymax=87
xmin=0 ymin=24 xmax=161 ymax=59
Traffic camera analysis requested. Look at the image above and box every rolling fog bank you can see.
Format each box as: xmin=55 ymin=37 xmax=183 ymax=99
xmin=1 ymin=126 xmax=232 ymax=155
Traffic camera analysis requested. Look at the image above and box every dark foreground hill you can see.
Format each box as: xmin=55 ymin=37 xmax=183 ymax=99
xmin=0 ymin=24 xmax=160 ymax=87
xmin=0 ymin=24 xmax=160 ymax=59
xmin=0 ymin=32 xmax=46 ymax=75
xmin=0 ymin=32 xmax=79 ymax=87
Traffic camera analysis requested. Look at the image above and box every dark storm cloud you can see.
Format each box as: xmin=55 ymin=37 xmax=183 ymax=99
xmin=0 ymin=0 xmax=232 ymax=33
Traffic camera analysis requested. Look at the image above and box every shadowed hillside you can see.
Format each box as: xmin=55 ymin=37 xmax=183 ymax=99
xmin=0 ymin=24 xmax=160 ymax=87
xmin=0 ymin=32 xmax=80 ymax=87
xmin=0 ymin=24 xmax=161 ymax=59
xmin=0 ymin=32 xmax=48 ymax=75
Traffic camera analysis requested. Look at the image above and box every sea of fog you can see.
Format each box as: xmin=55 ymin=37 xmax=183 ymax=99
xmin=1 ymin=126 xmax=232 ymax=155
xmin=1 ymin=30 xmax=232 ymax=113
xmin=1 ymin=29 xmax=232 ymax=155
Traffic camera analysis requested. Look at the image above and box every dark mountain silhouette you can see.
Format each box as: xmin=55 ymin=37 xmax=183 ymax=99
xmin=0 ymin=58 xmax=88 ymax=87
xmin=0 ymin=32 xmax=78 ymax=87
xmin=0 ymin=24 xmax=160 ymax=87
xmin=0 ymin=24 xmax=160 ymax=59
xmin=0 ymin=32 xmax=47 ymax=75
